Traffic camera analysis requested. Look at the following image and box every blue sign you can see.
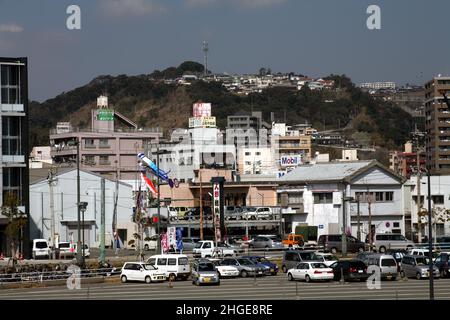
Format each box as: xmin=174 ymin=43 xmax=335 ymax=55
xmin=176 ymin=228 xmax=183 ymax=251
xmin=318 ymin=225 xmax=324 ymax=229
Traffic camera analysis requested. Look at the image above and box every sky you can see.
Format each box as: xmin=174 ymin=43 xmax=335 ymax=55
xmin=1 ymin=0 xmax=450 ymax=102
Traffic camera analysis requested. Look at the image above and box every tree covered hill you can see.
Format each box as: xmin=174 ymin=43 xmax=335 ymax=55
xmin=29 ymin=62 xmax=415 ymax=151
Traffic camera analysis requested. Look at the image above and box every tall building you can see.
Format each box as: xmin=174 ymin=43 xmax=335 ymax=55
xmin=424 ymin=76 xmax=450 ymax=174
xmin=50 ymin=95 xmax=163 ymax=180
xmin=0 ymin=57 xmax=30 ymax=257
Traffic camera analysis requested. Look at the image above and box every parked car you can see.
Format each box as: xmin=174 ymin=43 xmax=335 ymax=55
xmin=356 ymin=251 xmax=374 ymax=264
xmin=364 ymin=254 xmax=398 ymax=280
xmin=219 ymin=258 xmax=266 ymax=278
xmin=224 ymin=206 xmax=243 ymax=220
xmin=400 ymin=255 xmax=440 ymax=280
xmin=241 ymin=207 xmax=273 ymax=220
xmin=57 ymin=242 xmax=75 ymax=258
xmin=312 ymin=252 xmax=339 ymax=267
xmin=282 ymin=234 xmax=305 ymax=249
xmin=73 ymin=243 xmax=90 ymax=258
xmin=168 ymin=207 xmax=179 ymax=221
xmin=181 ymin=237 xmax=200 ymax=251
xmin=436 ymin=236 xmax=450 ymax=251
xmin=146 ymin=254 xmax=191 ymax=281
xmin=144 ymin=235 xmax=158 ymax=251
xmin=191 ymin=261 xmax=220 ymax=286
xmin=241 ymin=256 xmax=279 ymax=275
xmin=287 ymin=262 xmax=334 ymax=282
xmin=318 ymin=234 xmax=365 ymax=254
xmin=209 ymin=259 xmax=240 ymax=278
xmin=409 ymin=248 xmax=439 ymax=259
xmin=32 ymin=239 xmax=51 ymax=259
xmin=248 ymin=235 xmax=283 ymax=250
xmin=193 ymin=240 xmax=236 ymax=258
xmin=281 ymin=250 xmax=316 ymax=273
xmin=120 ymin=262 xmax=166 ymax=283
xmin=370 ymin=233 xmax=414 ymax=253
xmin=434 ymin=252 xmax=450 ymax=278
xmin=330 ymin=260 xmax=369 ymax=282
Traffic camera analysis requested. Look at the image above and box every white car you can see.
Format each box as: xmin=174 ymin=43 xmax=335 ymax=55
xmin=209 ymin=259 xmax=240 ymax=278
xmin=312 ymin=252 xmax=339 ymax=267
xmin=144 ymin=235 xmax=158 ymax=251
xmin=287 ymin=262 xmax=334 ymax=282
xmin=120 ymin=262 xmax=166 ymax=283
xmin=32 ymin=239 xmax=50 ymax=259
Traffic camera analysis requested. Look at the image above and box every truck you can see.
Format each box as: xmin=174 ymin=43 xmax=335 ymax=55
xmin=282 ymin=234 xmax=305 ymax=248
xmin=294 ymin=225 xmax=321 ymax=249
xmin=193 ymin=240 xmax=237 ymax=259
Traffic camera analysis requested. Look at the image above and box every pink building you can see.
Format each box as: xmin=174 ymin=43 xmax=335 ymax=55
xmin=50 ymin=96 xmax=162 ymax=180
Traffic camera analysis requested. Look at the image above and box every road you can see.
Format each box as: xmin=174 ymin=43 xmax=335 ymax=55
xmin=0 ymin=274 xmax=449 ymax=300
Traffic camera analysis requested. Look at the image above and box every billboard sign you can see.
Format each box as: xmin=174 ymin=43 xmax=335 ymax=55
xmin=193 ymin=102 xmax=212 ymax=117
xmin=189 ymin=116 xmax=216 ymax=128
xmin=167 ymin=227 xmax=177 ymax=248
xmin=98 ymin=109 xmax=114 ymax=121
xmin=213 ymin=182 xmax=221 ymax=243
xmin=280 ymin=155 xmax=301 ymax=167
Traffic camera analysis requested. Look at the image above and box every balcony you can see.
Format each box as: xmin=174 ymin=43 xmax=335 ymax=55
xmin=1 ymin=155 xmax=25 ymax=163
xmin=1 ymin=104 xmax=24 ymax=112
xmin=99 ymin=160 xmax=111 ymax=165
xmin=51 ymin=145 xmax=77 ymax=156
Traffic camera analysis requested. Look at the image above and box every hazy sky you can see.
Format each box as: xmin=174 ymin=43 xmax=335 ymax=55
xmin=1 ymin=0 xmax=450 ymax=102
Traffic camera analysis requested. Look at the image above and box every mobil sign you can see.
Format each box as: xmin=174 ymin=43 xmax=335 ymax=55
xmin=280 ymin=155 xmax=301 ymax=167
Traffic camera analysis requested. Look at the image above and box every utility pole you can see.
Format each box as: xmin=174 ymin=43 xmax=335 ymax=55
xmin=76 ymin=138 xmax=82 ymax=265
xmin=199 ymin=170 xmax=204 ymax=241
xmin=112 ymin=165 xmax=119 ymax=252
xmin=47 ymin=169 xmax=57 ymax=259
xmin=417 ymin=144 xmax=422 ymax=244
xmin=202 ymin=41 xmax=209 ymax=77
xmin=342 ymin=187 xmax=347 ymax=257
xmin=356 ymin=195 xmax=361 ymax=242
xmin=100 ymin=178 xmax=105 ymax=264
xmin=156 ymin=144 xmax=161 ymax=253
xmin=427 ymin=168 xmax=434 ymax=300
xmin=367 ymin=188 xmax=373 ymax=251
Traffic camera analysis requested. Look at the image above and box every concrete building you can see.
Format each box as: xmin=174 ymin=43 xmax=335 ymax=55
xmin=50 ymin=95 xmax=162 ymax=180
xmin=271 ymin=123 xmax=312 ymax=164
xmin=29 ymin=168 xmax=136 ymax=248
xmin=29 ymin=146 xmax=52 ymax=169
xmin=389 ymin=142 xmax=426 ymax=179
xmin=238 ymin=147 xmax=275 ymax=175
xmin=407 ymin=175 xmax=450 ymax=241
xmin=0 ymin=57 xmax=30 ymax=256
xmin=424 ymin=76 xmax=450 ymax=174
xmin=360 ymin=82 xmax=396 ymax=90
xmin=277 ymin=160 xmax=406 ymax=240
xmin=145 ymin=127 xmax=236 ymax=183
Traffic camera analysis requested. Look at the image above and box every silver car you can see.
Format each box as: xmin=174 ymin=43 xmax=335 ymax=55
xmin=220 ymin=258 xmax=266 ymax=277
xmin=365 ymin=254 xmax=398 ymax=280
xmin=400 ymin=255 xmax=440 ymax=280
xmin=248 ymin=235 xmax=284 ymax=250
xmin=191 ymin=261 xmax=220 ymax=286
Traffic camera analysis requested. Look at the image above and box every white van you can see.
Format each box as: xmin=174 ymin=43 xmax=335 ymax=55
xmin=366 ymin=254 xmax=398 ymax=281
xmin=32 ymin=239 xmax=50 ymax=259
xmin=146 ymin=254 xmax=191 ymax=281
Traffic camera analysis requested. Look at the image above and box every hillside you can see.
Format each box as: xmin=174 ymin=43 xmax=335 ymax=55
xmin=29 ymin=62 xmax=416 ymax=152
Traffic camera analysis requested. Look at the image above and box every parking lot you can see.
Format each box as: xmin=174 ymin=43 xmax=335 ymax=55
xmin=0 ymin=273 xmax=449 ymax=300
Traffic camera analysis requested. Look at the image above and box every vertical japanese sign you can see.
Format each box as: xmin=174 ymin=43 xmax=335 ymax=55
xmin=213 ymin=182 xmax=221 ymax=243
xmin=167 ymin=227 xmax=177 ymax=248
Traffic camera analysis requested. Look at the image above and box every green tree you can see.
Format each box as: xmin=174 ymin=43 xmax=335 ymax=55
xmin=1 ymin=192 xmax=26 ymax=267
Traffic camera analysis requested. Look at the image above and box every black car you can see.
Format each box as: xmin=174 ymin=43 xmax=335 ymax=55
xmin=330 ymin=260 xmax=369 ymax=282
xmin=434 ymin=252 xmax=450 ymax=278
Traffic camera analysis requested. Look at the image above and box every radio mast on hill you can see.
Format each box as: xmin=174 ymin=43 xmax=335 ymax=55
xmin=202 ymin=41 xmax=209 ymax=77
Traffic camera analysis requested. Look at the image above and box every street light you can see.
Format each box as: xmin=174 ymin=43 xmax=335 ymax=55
xmin=342 ymin=195 xmax=355 ymax=257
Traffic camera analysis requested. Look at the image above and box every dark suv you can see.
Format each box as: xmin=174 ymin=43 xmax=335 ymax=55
xmin=281 ymin=250 xmax=316 ymax=273
xmin=318 ymin=234 xmax=366 ymax=254
xmin=330 ymin=260 xmax=369 ymax=282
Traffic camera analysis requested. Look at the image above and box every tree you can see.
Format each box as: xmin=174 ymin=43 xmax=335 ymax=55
xmin=1 ymin=192 xmax=26 ymax=267
xmin=259 ymin=67 xmax=267 ymax=76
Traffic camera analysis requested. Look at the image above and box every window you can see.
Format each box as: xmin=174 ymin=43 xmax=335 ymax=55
xmin=288 ymin=193 xmax=303 ymax=204
xmin=84 ymin=139 xmax=95 ymax=148
xmin=84 ymin=155 xmax=95 ymax=165
xmin=375 ymin=192 xmax=384 ymax=202
xmin=313 ymin=193 xmax=333 ymax=204
xmin=432 ymin=195 xmax=444 ymax=205
xmin=99 ymin=139 xmax=109 ymax=148
xmin=1 ymin=65 xmax=21 ymax=104
xmin=245 ymin=152 xmax=251 ymax=156
xmin=255 ymin=152 xmax=261 ymax=156
xmin=385 ymin=192 xmax=394 ymax=201
xmin=2 ymin=116 xmax=21 ymax=155
xmin=157 ymin=258 xmax=167 ymax=265
xmin=99 ymin=155 xmax=110 ymax=165
xmin=147 ymin=258 xmax=156 ymax=265
xmin=393 ymin=222 xmax=400 ymax=228
xmin=168 ymin=258 xmax=177 ymax=266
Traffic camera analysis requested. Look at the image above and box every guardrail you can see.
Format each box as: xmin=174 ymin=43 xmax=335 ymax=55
xmin=0 ymin=268 xmax=120 ymax=284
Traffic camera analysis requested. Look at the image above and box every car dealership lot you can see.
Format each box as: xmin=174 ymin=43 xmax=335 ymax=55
xmin=0 ymin=274 xmax=450 ymax=300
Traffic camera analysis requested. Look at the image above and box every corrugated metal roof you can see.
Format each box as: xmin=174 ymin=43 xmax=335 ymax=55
xmin=280 ymin=160 xmax=374 ymax=182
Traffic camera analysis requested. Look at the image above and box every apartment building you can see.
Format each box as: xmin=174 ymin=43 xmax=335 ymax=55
xmin=0 ymin=57 xmax=30 ymax=256
xmin=424 ymin=76 xmax=450 ymax=174
xmin=271 ymin=123 xmax=312 ymax=165
xmin=50 ymin=95 xmax=162 ymax=180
